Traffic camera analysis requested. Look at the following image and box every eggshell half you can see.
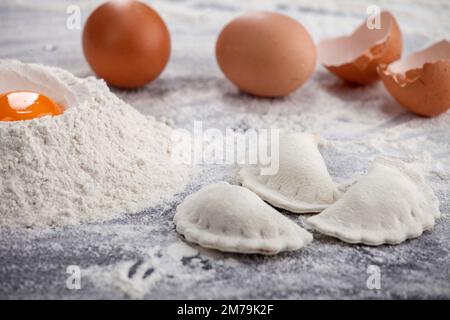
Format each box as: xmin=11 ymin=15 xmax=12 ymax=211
xmin=378 ymin=40 xmax=450 ymax=117
xmin=318 ymin=11 xmax=402 ymax=84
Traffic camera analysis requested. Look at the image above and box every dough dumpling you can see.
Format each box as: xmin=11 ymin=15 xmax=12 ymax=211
xmin=174 ymin=182 xmax=313 ymax=255
xmin=239 ymin=132 xmax=338 ymax=213
xmin=308 ymin=157 xmax=441 ymax=246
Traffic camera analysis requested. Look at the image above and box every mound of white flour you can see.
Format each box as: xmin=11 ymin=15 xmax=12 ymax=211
xmin=0 ymin=60 xmax=194 ymax=228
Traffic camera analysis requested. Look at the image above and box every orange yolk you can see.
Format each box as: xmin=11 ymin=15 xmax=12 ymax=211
xmin=0 ymin=91 xmax=64 ymax=122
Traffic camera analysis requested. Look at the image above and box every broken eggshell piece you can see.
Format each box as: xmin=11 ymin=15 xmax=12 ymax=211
xmin=239 ymin=132 xmax=339 ymax=214
xmin=318 ymin=11 xmax=402 ymax=84
xmin=174 ymin=182 xmax=313 ymax=255
xmin=378 ymin=39 xmax=450 ymax=117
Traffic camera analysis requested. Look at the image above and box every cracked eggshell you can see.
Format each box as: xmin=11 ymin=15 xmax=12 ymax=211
xmin=318 ymin=11 xmax=402 ymax=85
xmin=378 ymin=40 xmax=450 ymax=117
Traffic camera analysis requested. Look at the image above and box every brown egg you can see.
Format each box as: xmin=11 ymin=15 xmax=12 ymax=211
xmin=216 ymin=11 xmax=316 ymax=98
xmin=318 ymin=11 xmax=402 ymax=85
xmin=82 ymin=0 xmax=170 ymax=89
xmin=378 ymin=40 xmax=450 ymax=117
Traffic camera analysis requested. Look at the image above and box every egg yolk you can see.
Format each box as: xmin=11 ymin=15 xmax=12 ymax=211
xmin=0 ymin=91 xmax=64 ymax=122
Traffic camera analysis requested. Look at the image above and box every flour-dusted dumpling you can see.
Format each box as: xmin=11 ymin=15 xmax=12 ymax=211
xmin=308 ymin=157 xmax=441 ymax=246
xmin=174 ymin=182 xmax=313 ymax=255
xmin=239 ymin=132 xmax=338 ymax=213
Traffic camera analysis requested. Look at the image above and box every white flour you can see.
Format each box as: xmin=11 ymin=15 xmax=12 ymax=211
xmin=0 ymin=0 xmax=449 ymax=300
xmin=0 ymin=60 xmax=194 ymax=228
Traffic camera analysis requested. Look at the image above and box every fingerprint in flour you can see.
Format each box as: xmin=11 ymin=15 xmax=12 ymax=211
xmin=82 ymin=243 xmax=214 ymax=299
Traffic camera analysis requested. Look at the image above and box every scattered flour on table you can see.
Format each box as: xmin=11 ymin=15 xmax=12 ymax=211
xmin=83 ymin=244 xmax=211 ymax=299
xmin=0 ymin=60 xmax=195 ymax=228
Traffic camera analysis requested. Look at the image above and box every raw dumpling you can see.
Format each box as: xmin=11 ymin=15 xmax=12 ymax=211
xmin=239 ymin=132 xmax=338 ymax=213
xmin=174 ymin=182 xmax=313 ymax=255
xmin=308 ymin=157 xmax=441 ymax=246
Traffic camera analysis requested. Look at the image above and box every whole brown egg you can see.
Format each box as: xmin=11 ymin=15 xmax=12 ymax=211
xmin=82 ymin=0 xmax=170 ymax=89
xmin=216 ymin=11 xmax=317 ymax=98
